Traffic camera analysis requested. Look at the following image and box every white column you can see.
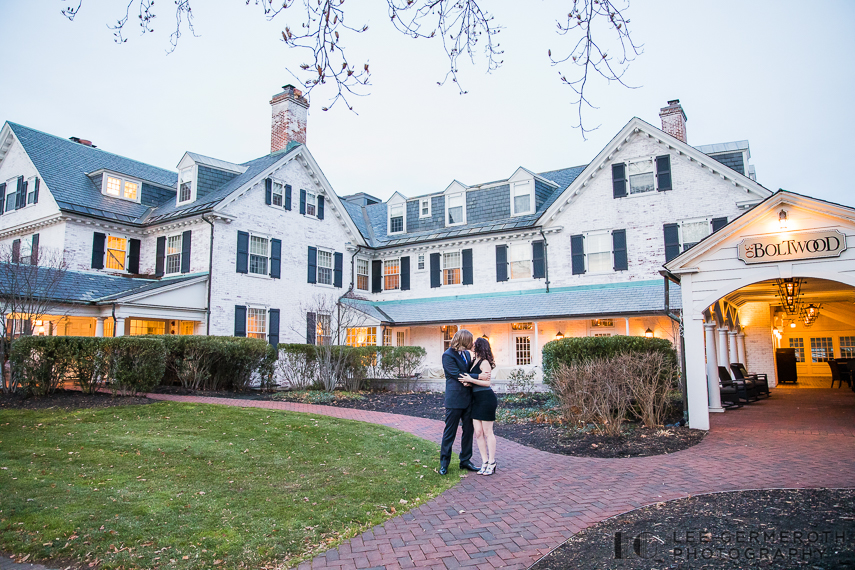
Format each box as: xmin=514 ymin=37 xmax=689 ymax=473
xmin=737 ymin=333 xmax=747 ymax=367
xmin=115 ymin=317 xmax=126 ymax=337
xmin=685 ymin=316 xmax=711 ymax=430
xmin=625 ymin=317 xmax=630 ymax=336
xmin=95 ymin=317 xmax=105 ymax=338
xmin=717 ymin=327 xmax=730 ymax=368
xmin=533 ymin=321 xmax=539 ymax=367
xmin=704 ymin=322 xmax=723 ymax=412
xmin=728 ymin=331 xmax=739 ymax=366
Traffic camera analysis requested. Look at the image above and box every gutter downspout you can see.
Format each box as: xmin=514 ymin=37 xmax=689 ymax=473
xmin=202 ymin=215 xmax=215 ymax=336
xmin=336 ymin=245 xmax=362 ymax=345
xmin=111 ymin=303 xmax=117 ymax=337
xmin=539 ymin=227 xmax=550 ymax=293
xmin=660 ymin=269 xmax=687 ymax=425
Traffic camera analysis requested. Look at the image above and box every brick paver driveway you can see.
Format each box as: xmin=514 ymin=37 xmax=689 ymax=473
xmin=146 ymin=386 xmax=855 ymax=570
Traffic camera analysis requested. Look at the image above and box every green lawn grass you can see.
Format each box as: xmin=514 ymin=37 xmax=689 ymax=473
xmin=0 ymin=401 xmax=459 ymax=569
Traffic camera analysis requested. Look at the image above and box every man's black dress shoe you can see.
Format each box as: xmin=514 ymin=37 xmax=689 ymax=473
xmin=439 ymin=461 xmax=449 ymax=475
xmin=459 ymin=460 xmax=480 ymax=472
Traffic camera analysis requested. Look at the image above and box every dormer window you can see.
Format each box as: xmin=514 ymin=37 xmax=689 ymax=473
xmin=511 ymin=181 xmax=533 ymax=216
xmin=419 ymin=198 xmax=431 ymax=218
xmin=178 ymin=168 xmax=195 ymax=203
xmin=389 ymin=203 xmax=405 ymax=234
xmin=446 ymin=192 xmax=466 ymax=226
xmin=102 ymin=174 xmax=141 ymax=202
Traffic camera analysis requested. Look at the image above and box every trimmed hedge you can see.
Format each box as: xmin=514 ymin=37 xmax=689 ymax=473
xmin=542 ymin=335 xmax=677 ymax=385
xmin=103 ymin=337 xmax=167 ymax=395
xmin=9 ymin=336 xmax=74 ymax=396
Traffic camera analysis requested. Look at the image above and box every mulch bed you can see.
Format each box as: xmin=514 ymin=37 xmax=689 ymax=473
xmin=531 ymin=488 xmax=855 ymax=569
xmin=0 ymin=389 xmax=152 ymax=411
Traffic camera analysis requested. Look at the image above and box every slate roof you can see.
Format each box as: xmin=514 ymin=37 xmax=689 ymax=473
xmin=343 ymin=280 xmax=679 ymax=325
xmin=0 ymin=263 xmax=205 ymax=304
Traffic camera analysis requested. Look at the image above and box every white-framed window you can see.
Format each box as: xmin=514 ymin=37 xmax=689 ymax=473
xmin=249 ymin=235 xmax=270 ymax=276
xmin=840 ymin=336 xmax=855 ymax=359
xmin=105 ymin=236 xmax=128 ymax=271
xmin=511 ymin=322 xmax=534 ymax=330
xmin=443 ymin=250 xmax=461 ymax=285
xmin=165 ymin=234 xmax=183 ymax=274
xmin=356 ymin=258 xmax=369 ymax=291
xmin=515 ymin=335 xmax=532 ymax=365
xmin=306 ymin=192 xmax=317 ymax=217
xmin=316 ymin=313 xmax=332 ymax=345
xmin=388 ymin=203 xmax=405 ymax=234
xmin=272 ymin=181 xmax=284 ymax=207
xmin=396 ymin=331 xmax=406 ymax=346
xmin=346 ymin=327 xmax=377 ymax=347
xmin=419 ymin=198 xmax=431 ymax=218
xmin=592 ymin=319 xmax=614 ymax=328
xmin=511 ymin=181 xmax=534 ymax=215
xmin=509 ymin=243 xmax=532 ymax=279
xmin=417 ymin=253 xmax=426 ymax=272
xmin=26 ymin=177 xmax=37 ymax=205
xmin=788 ymin=337 xmax=805 ymax=362
xmin=810 ymin=337 xmax=834 ymax=363
xmin=441 ymin=324 xmax=459 ymax=351
xmin=178 ymin=167 xmax=194 ymax=203
xmin=103 ymin=174 xmax=141 ymax=202
xmin=383 ymin=328 xmax=392 ymax=346
xmin=627 ymin=158 xmax=655 ymax=194
xmin=446 ymin=192 xmax=466 ymax=226
xmin=129 ymin=319 xmax=167 ymax=336
xmin=247 ymin=307 xmax=267 ymax=340
xmin=4 ymin=178 xmax=17 ymax=212
xmin=384 ymin=258 xmax=400 ymax=290
xmin=585 ymin=232 xmax=613 ymax=273
xmin=679 ymin=219 xmax=712 ymax=252
xmin=317 ymin=249 xmax=333 ymax=285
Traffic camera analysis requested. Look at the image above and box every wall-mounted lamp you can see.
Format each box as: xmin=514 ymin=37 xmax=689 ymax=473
xmin=555 ymin=331 xmax=565 ymax=339
xmin=789 ymin=322 xmax=797 ymax=328
xmin=779 ymin=209 xmax=788 ymax=231
xmin=644 ymin=328 xmax=654 ymax=338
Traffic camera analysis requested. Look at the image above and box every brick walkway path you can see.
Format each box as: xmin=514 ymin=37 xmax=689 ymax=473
xmin=143 ymin=387 xmax=855 ymax=570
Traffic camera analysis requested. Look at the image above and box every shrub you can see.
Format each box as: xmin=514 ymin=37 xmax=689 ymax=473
xmin=542 ymin=335 xmax=676 ymax=385
xmin=65 ymin=337 xmax=108 ymax=394
xmin=206 ymin=337 xmax=276 ymax=391
xmin=506 ymin=368 xmax=537 ymax=394
xmin=624 ymin=351 xmax=679 ymax=428
xmin=9 ymin=336 xmax=74 ymax=396
xmin=382 ymin=346 xmax=426 ymax=379
xmin=103 ymin=337 xmax=167 ymax=396
xmin=278 ymin=343 xmax=318 ymax=390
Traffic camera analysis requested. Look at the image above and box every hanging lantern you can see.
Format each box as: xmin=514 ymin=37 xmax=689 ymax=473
xmin=644 ymin=328 xmax=654 ymax=338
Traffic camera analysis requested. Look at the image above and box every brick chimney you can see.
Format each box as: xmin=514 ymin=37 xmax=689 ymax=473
xmin=659 ymin=99 xmax=687 ymax=143
xmin=270 ymin=84 xmax=309 ymax=153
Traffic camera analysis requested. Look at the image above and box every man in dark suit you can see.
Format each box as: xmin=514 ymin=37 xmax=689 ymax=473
xmin=440 ymin=328 xmax=491 ymax=475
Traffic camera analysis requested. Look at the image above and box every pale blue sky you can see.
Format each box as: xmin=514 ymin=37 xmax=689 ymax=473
xmin=1 ymin=1 xmax=853 ymax=206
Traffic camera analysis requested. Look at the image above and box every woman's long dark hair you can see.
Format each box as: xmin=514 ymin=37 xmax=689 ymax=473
xmin=473 ymin=337 xmax=496 ymax=369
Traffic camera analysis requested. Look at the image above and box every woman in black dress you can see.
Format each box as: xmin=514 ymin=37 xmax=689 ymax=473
xmin=461 ymin=337 xmax=498 ymax=475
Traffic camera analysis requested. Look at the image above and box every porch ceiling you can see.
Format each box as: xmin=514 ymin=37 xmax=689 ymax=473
xmin=724 ymin=277 xmax=855 ymax=308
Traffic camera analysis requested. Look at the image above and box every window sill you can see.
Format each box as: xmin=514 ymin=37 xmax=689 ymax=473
xmin=103 ymin=193 xmax=143 ymax=204
xmin=313 ymin=282 xmax=335 ymax=288
xmin=622 ymin=190 xmax=660 ymax=199
xmin=246 ymin=272 xmax=273 ymax=280
xmin=510 ymin=210 xmax=534 ymax=217
xmin=445 ymin=222 xmax=466 ymax=227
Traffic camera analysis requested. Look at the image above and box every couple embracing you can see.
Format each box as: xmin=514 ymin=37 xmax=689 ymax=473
xmin=439 ymin=329 xmax=498 ymax=476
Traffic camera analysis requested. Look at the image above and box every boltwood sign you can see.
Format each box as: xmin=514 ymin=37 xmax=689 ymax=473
xmin=737 ymin=230 xmax=847 ymax=265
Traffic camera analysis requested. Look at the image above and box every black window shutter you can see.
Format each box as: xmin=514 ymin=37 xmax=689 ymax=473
xmin=33 ymin=178 xmax=39 ymax=204
xmin=318 ymin=196 xmax=325 ymax=220
xmin=430 ymin=253 xmax=441 ymax=288
xmin=334 ymin=251 xmax=344 ymax=288
xmin=612 ymin=229 xmax=628 ymax=271
xmin=285 ymin=185 xmax=292 ymax=210
xmin=11 ymin=239 xmax=21 ymax=263
xmin=307 ymin=246 xmax=317 ymax=283
xmin=495 ymin=245 xmax=508 ymax=282
xmin=270 ymin=238 xmax=282 ymax=278
xmin=532 ymin=241 xmax=545 ymax=279
xmin=462 ymin=249 xmax=473 ymax=285
xmin=0 ymin=183 xmax=5 ymax=215
xmin=712 ymin=217 xmax=728 ymax=232
xmin=300 ymin=189 xmax=306 ymax=215
xmin=372 ymin=260 xmax=382 ymax=293
xmin=92 ymin=232 xmax=106 ymax=269
xmin=154 ymin=236 xmax=166 ymax=276
xmin=234 ymin=305 xmax=247 ymax=337
xmin=29 ymin=234 xmax=39 ymax=265
xmin=656 ymin=155 xmax=672 ymax=191
xmin=664 ymin=223 xmax=680 ymax=261
xmin=181 ymin=230 xmax=192 ymax=274
xmin=306 ymin=312 xmax=317 ymax=345
xmin=128 ymin=238 xmax=141 ymax=273
xmin=265 ymin=178 xmax=272 ymax=205
xmin=236 ymin=231 xmax=249 ymax=274
xmin=571 ymin=234 xmax=586 ymax=275
xmin=399 ymin=255 xmax=410 ymax=290
xmin=268 ymin=309 xmax=280 ymax=347
xmin=15 ymin=177 xmax=24 ymax=209
xmin=612 ymin=164 xmax=627 ymax=198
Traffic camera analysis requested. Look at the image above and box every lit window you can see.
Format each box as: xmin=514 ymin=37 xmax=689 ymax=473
xmin=396 ymin=331 xmax=405 ymax=346
xmin=356 ymin=258 xmax=369 ymax=291
xmin=509 ymin=243 xmax=532 ymax=279
xmin=840 ymin=336 xmax=855 ymax=359
xmin=346 ymin=326 xmax=376 ymax=347
xmin=788 ymin=337 xmax=805 ymax=362
xmin=389 ymin=203 xmax=405 ymax=234
xmin=306 ymin=192 xmax=317 ymax=216
xmin=129 ymin=319 xmax=166 ymax=336
xmin=511 ymin=322 xmax=533 ymax=330
xmin=515 ymin=335 xmax=531 ymax=365
xmin=166 ymin=235 xmax=182 ymax=274
xmin=441 ymin=325 xmax=458 ymax=351
xmin=384 ymin=258 xmax=400 ymax=290
xmin=124 ymin=181 xmax=138 ymax=200
xmin=586 ymin=233 xmax=612 ymax=273
xmin=446 ymin=193 xmax=465 ymax=225
xmin=417 ymin=253 xmax=425 ymax=271
xmin=105 ymin=236 xmax=128 ymax=270
xmin=628 ymin=160 xmax=655 ymax=194
xmin=247 ymin=308 xmax=267 ymax=339
xmin=106 ymin=176 xmax=122 ymax=196
xmin=810 ymin=337 xmax=833 ymax=363
xmin=249 ymin=236 xmax=269 ymax=275
xmin=592 ymin=319 xmax=614 ymax=327
xmin=178 ymin=169 xmax=194 ymax=202
xmin=272 ymin=182 xmax=283 ymax=207
xmin=317 ymin=314 xmax=331 ymax=345
xmin=104 ymin=175 xmax=141 ymax=201
xmin=420 ymin=198 xmax=431 ymax=218
xmin=593 ymin=333 xmax=611 ymax=337
xmin=443 ymin=251 xmax=461 ymax=285
xmin=383 ymin=328 xmax=392 ymax=346
xmin=512 ymin=181 xmax=532 ymax=215
xmin=180 ymin=321 xmax=196 ymax=335
xmin=317 ymin=250 xmax=333 ymax=285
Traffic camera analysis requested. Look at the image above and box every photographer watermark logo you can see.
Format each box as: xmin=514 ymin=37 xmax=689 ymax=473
xmin=614 ymin=531 xmax=660 ymax=559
